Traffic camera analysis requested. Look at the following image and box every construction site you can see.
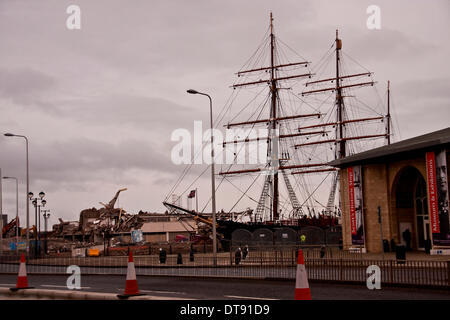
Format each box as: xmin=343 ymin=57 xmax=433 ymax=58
xmin=1 ymin=188 xmax=213 ymax=257
xmin=1 ymin=186 xmax=344 ymax=259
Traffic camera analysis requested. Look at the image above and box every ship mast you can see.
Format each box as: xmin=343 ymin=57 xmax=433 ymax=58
xmin=219 ymin=22 xmax=389 ymax=220
xmin=168 ymin=16 xmax=393 ymax=224
xmin=219 ymin=12 xmax=313 ymax=222
xmin=387 ymin=80 xmax=391 ymax=145
xmin=269 ymin=12 xmax=279 ymax=221
xmin=299 ymin=30 xmax=389 ymax=215
xmin=335 ymin=30 xmax=345 ymax=159
xmin=300 ymin=31 xmax=387 ymax=151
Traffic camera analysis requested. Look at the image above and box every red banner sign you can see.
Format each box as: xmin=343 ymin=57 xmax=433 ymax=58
xmin=426 ymin=151 xmax=440 ymax=233
xmin=348 ymin=167 xmax=357 ymax=235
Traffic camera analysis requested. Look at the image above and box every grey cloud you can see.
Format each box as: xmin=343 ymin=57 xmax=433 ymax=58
xmin=0 ymin=68 xmax=56 ymax=107
xmin=396 ymin=78 xmax=450 ymax=102
xmin=57 ymin=94 xmax=200 ymax=130
xmin=346 ymin=28 xmax=437 ymax=63
xmin=0 ymin=137 xmax=177 ymax=187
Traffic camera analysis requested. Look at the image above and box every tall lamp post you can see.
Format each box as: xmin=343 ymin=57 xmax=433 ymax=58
xmin=187 ymin=89 xmax=217 ymax=266
xmin=0 ymin=168 xmax=2 ymax=256
xmin=4 ymin=133 xmax=30 ymax=257
xmin=3 ymin=177 xmax=19 ymax=254
xmin=42 ymin=209 xmax=50 ymax=255
xmin=29 ymin=191 xmax=46 ymax=258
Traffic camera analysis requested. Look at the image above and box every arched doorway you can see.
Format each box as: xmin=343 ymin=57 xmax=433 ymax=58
xmin=414 ymin=177 xmax=430 ymax=249
xmin=393 ymin=166 xmax=430 ymax=250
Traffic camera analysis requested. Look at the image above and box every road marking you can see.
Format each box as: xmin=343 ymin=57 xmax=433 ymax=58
xmin=224 ymin=295 xmax=279 ymax=300
xmin=125 ymin=289 xmax=186 ymax=295
xmin=40 ymin=285 xmax=91 ymax=289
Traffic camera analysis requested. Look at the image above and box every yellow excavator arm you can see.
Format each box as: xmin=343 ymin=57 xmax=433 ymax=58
xmin=20 ymin=225 xmax=37 ymax=237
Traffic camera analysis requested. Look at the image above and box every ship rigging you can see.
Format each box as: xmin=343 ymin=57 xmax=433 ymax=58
xmin=164 ymin=13 xmax=395 ymax=229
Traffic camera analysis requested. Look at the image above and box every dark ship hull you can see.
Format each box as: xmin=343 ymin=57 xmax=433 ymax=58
xmin=163 ymin=202 xmax=339 ymax=249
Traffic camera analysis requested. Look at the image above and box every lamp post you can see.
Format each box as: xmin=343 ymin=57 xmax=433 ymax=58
xmin=0 ymin=168 xmax=2 ymax=256
xmin=3 ymin=177 xmax=19 ymax=254
xmin=378 ymin=206 xmax=384 ymax=261
xmin=29 ymin=191 xmax=46 ymax=258
xmin=187 ymin=89 xmax=217 ymax=266
xmin=42 ymin=209 xmax=50 ymax=255
xmin=4 ymin=133 xmax=30 ymax=257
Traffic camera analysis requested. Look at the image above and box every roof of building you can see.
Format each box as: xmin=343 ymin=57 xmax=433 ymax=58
xmin=140 ymin=220 xmax=196 ymax=233
xmin=328 ymin=127 xmax=450 ymax=167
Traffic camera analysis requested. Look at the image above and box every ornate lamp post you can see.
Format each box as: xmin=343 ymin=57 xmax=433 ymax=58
xmin=29 ymin=191 xmax=46 ymax=257
xmin=42 ymin=210 xmax=50 ymax=254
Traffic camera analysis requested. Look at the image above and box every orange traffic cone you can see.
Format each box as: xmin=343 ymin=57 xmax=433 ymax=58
xmin=10 ymin=253 xmax=33 ymax=291
xmin=294 ymin=249 xmax=311 ymax=300
xmin=117 ymin=251 xmax=144 ymax=299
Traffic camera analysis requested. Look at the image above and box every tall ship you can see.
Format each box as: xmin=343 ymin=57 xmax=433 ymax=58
xmin=164 ymin=13 xmax=393 ymax=245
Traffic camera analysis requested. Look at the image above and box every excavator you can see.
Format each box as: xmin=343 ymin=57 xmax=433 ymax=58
xmin=3 ymin=218 xmax=37 ymax=238
xmin=2 ymin=217 xmax=19 ymax=238
xmin=20 ymin=225 xmax=37 ymax=238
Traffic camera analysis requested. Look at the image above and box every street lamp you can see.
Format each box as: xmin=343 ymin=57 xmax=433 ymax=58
xmin=3 ymin=177 xmax=19 ymax=254
xmin=29 ymin=191 xmax=46 ymax=258
xmin=0 ymin=168 xmax=2 ymax=256
xmin=42 ymin=209 xmax=50 ymax=255
xmin=186 ymin=89 xmax=217 ymax=266
xmin=4 ymin=133 xmax=30 ymax=257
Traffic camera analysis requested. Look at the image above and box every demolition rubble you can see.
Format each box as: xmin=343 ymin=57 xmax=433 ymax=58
xmin=47 ymin=189 xmax=200 ymax=255
xmin=2 ymin=189 xmax=255 ymax=256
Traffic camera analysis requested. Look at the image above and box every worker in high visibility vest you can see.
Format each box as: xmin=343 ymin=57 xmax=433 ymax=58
xmin=300 ymin=234 xmax=306 ymax=244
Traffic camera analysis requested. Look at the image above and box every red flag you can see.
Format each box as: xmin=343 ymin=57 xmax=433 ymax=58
xmin=188 ymin=190 xmax=196 ymax=198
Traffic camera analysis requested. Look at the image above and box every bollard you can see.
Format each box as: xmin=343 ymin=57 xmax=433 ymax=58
xmin=235 ymin=248 xmax=242 ymax=265
xmin=159 ymin=248 xmax=166 ymax=264
xmin=320 ymin=246 xmax=326 ymax=259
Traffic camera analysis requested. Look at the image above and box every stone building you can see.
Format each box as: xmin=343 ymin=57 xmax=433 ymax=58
xmin=329 ymin=127 xmax=450 ymax=254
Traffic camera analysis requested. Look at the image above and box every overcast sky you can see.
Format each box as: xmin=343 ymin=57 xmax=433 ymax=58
xmin=0 ymin=0 xmax=449 ymax=228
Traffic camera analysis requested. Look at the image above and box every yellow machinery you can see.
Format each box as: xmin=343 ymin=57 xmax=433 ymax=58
xmin=20 ymin=225 xmax=37 ymax=237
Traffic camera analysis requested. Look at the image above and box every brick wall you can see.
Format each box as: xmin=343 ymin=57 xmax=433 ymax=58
xmin=340 ymin=154 xmax=427 ymax=253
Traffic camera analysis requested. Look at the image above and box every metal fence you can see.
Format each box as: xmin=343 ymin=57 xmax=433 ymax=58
xmin=1 ymin=248 xmax=449 ymax=288
xmin=231 ymin=227 xmax=342 ymax=246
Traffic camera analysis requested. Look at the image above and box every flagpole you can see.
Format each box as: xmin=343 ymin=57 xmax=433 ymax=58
xmin=196 ymin=188 xmax=198 ymax=212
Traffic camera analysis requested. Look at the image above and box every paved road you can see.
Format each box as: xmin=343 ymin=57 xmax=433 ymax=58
xmin=0 ymin=274 xmax=448 ymax=300
xmin=1 ymin=263 xmax=448 ymax=288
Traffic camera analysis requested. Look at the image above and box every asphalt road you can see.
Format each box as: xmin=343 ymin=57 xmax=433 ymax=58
xmin=0 ymin=274 xmax=449 ymax=300
xmin=2 ymin=262 xmax=447 ymax=288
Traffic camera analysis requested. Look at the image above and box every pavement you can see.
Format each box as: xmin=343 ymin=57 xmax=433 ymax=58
xmin=0 ymin=274 xmax=449 ymax=300
xmin=0 ymin=287 xmax=174 ymax=300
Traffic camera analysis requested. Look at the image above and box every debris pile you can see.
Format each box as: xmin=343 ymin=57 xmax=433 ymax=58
xmin=115 ymin=213 xmax=144 ymax=233
xmin=53 ymin=219 xmax=79 ymax=236
xmin=50 ymin=189 xmax=198 ymax=253
xmin=52 ymin=188 xmax=137 ymax=238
